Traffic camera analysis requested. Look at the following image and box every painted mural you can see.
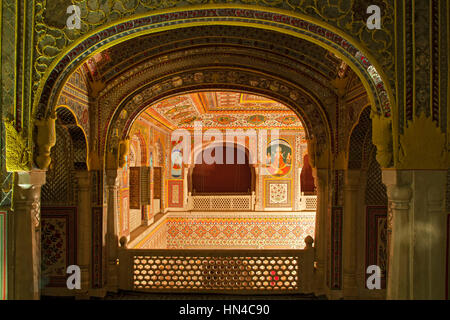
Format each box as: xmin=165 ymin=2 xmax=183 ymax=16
xmin=265 ymin=139 xmax=292 ymax=177
xmin=171 ymin=150 xmax=183 ymax=178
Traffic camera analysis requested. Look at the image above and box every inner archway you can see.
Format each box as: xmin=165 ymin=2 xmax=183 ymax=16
xmin=30 ymin=14 xmax=394 ymax=299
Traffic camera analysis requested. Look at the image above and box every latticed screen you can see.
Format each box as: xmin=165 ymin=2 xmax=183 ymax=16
xmin=133 ymin=255 xmax=299 ymax=292
xmin=192 ymin=195 xmax=252 ymax=211
xmin=305 ymin=197 xmax=317 ymax=210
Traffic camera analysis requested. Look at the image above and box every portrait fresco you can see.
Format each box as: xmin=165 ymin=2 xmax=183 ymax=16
xmin=265 ymin=139 xmax=292 ymax=177
xmin=171 ymin=149 xmax=183 ymax=178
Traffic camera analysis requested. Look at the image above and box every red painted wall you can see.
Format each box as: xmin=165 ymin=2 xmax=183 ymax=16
xmin=192 ymin=145 xmax=252 ymax=193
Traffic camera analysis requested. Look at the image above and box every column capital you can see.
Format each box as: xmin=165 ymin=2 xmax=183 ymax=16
xmin=344 ymin=169 xmax=360 ymax=189
xmin=382 ymin=170 xmax=412 ymax=209
xmin=74 ymin=170 xmax=90 ymax=189
xmin=17 ymin=170 xmax=46 ymax=190
xmin=105 ymin=169 xmax=118 ymax=186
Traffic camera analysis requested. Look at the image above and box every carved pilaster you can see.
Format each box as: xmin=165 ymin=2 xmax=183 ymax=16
xmin=74 ymin=170 xmax=91 ymax=295
xmin=383 ymin=170 xmax=447 ymax=299
xmin=105 ymin=169 xmax=119 ymax=291
xmin=342 ymin=169 xmax=360 ymax=298
xmin=12 ymin=170 xmax=46 ymax=300
xmin=382 ymin=170 xmax=412 ymax=300
xmin=312 ymin=168 xmax=328 ymax=295
xmin=34 ymin=114 xmax=57 ymax=170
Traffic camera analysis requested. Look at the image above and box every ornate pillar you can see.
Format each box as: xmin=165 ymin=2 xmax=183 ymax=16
xmin=383 ymin=170 xmax=448 ymax=300
xmin=105 ymin=169 xmax=119 ymax=291
xmin=425 ymin=177 xmax=447 ymax=300
xmin=312 ymin=168 xmax=328 ymax=294
xmin=382 ymin=170 xmax=412 ymax=299
xmin=342 ymin=169 xmax=360 ymax=298
xmin=12 ymin=170 xmax=46 ymax=300
xmin=74 ymin=170 xmax=91 ymax=294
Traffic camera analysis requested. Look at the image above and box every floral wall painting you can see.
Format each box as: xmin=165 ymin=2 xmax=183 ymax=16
xmin=265 ymin=139 xmax=292 ymax=177
xmin=171 ymin=149 xmax=183 ymax=178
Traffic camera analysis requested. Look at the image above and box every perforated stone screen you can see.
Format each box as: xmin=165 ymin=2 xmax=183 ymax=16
xmin=133 ymin=254 xmax=300 ymax=292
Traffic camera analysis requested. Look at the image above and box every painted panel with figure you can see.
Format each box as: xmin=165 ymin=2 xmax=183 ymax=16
xmin=265 ymin=139 xmax=292 ymax=177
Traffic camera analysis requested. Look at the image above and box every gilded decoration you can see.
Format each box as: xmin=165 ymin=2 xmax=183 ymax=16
xmin=371 ymin=111 xmax=392 ymax=168
xmin=32 ymin=0 xmax=395 ymax=94
xmin=33 ymin=6 xmax=394 ymax=124
xmin=5 ymin=121 xmax=32 ymax=172
xmin=118 ymin=138 xmax=130 ymax=168
xmin=398 ymin=114 xmax=448 ymax=170
xmin=34 ymin=113 xmax=57 ymax=170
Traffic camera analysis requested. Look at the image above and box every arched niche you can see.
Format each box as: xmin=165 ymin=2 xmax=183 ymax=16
xmin=190 ymin=142 xmax=255 ymax=194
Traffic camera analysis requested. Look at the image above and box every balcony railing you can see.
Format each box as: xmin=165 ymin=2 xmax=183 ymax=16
xmin=188 ymin=192 xmax=255 ymax=211
xmin=118 ymin=236 xmax=314 ymax=294
xmin=298 ymin=194 xmax=317 ymax=211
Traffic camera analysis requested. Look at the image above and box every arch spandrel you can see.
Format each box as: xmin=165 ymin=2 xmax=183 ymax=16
xmin=34 ymin=2 xmax=395 ymax=97
xmin=32 ymin=7 xmax=396 ymax=171
xmin=34 ymin=7 xmax=395 ymax=119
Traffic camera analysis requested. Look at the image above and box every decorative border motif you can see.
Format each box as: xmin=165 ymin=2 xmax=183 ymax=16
xmin=41 ymin=207 xmax=77 ymax=288
xmin=165 ymin=215 xmax=315 ymax=249
xmin=264 ymin=179 xmax=292 ymax=208
xmin=167 ymin=180 xmax=183 ymax=208
xmin=36 ymin=7 xmax=392 ymax=120
xmin=366 ymin=206 xmax=388 ymax=289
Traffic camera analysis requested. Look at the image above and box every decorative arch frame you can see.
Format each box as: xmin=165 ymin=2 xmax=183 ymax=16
xmin=26 ymin=7 xmax=404 ymax=179
xmin=130 ymin=131 xmax=148 ymax=166
xmin=105 ymin=73 xmax=333 ymax=171
xmin=54 ymin=105 xmax=89 ymax=168
xmin=347 ymin=105 xmax=372 ymax=170
xmin=35 ymin=6 xmax=394 ymax=118
xmin=33 ymin=6 xmax=397 ymax=167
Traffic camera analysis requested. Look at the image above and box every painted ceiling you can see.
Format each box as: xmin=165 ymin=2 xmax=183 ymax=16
xmin=81 ymin=26 xmax=344 ymax=84
xmin=140 ymin=92 xmax=304 ymax=131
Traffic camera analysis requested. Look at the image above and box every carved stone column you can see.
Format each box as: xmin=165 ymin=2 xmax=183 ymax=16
xmin=425 ymin=178 xmax=447 ymax=300
xmin=105 ymin=169 xmax=119 ymax=291
xmin=312 ymin=168 xmax=328 ymax=295
xmin=74 ymin=170 xmax=91 ymax=294
xmin=383 ymin=170 xmax=448 ymax=300
xmin=12 ymin=170 xmax=46 ymax=300
xmin=342 ymin=169 xmax=360 ymax=298
xmin=382 ymin=170 xmax=412 ymax=299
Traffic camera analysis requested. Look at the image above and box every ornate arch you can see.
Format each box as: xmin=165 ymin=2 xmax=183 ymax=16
xmin=54 ymin=106 xmax=88 ymax=169
xmin=34 ymin=7 xmax=394 ymax=121
xmin=104 ymin=69 xmax=332 ymax=171
xmin=347 ymin=106 xmax=372 ymax=169
xmin=130 ymin=131 xmax=148 ymax=166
